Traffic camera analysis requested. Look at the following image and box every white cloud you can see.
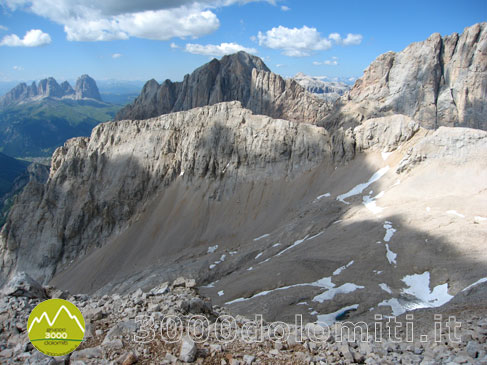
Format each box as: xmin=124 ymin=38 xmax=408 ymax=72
xmin=328 ymin=32 xmax=362 ymax=46
xmin=257 ymin=26 xmax=363 ymax=57
xmin=0 ymin=29 xmax=51 ymax=47
xmin=342 ymin=33 xmax=362 ymax=45
xmin=112 ymin=53 xmax=122 ymax=58
xmin=314 ymin=56 xmax=338 ymax=66
xmin=170 ymin=42 xmax=179 ymax=49
xmin=257 ymin=25 xmax=332 ymax=57
xmin=0 ymin=25 xmax=8 ymax=31
xmin=13 ymin=65 xmax=24 ymax=71
xmin=185 ymin=42 xmax=257 ymax=57
xmin=3 ymin=0 xmax=277 ymax=42
xmin=280 ymin=5 xmax=290 ymax=11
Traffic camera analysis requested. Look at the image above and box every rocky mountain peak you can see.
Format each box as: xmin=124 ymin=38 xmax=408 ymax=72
xmin=60 ymin=80 xmax=75 ymax=96
xmin=37 ymin=77 xmax=64 ymax=98
xmin=0 ymin=75 xmax=103 ymax=107
xmin=75 ymin=74 xmax=102 ymax=101
xmin=324 ymin=22 xmax=487 ymax=131
xmin=115 ymin=51 xmax=328 ymax=123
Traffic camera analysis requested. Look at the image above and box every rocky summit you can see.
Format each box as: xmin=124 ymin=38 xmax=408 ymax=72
xmin=115 ymin=51 xmax=329 ymax=124
xmin=323 ymin=22 xmax=487 ymax=131
xmin=0 ymin=75 xmax=103 ymax=108
xmin=0 ymin=22 xmax=486 ymax=364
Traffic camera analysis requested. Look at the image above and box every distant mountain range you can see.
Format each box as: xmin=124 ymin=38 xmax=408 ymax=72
xmin=0 ymin=75 xmax=122 ymax=157
xmin=0 ymin=74 xmax=102 ymax=108
xmin=292 ymin=72 xmax=352 ymax=102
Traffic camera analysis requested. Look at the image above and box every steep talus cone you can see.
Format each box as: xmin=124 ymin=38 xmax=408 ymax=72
xmin=0 ymin=101 xmax=335 ymax=286
xmin=324 ymin=22 xmax=487 ymax=130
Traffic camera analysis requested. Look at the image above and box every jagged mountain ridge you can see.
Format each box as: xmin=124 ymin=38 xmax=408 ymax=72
xmin=323 ymin=22 xmax=487 ymax=131
xmin=116 ymin=51 xmax=330 ymax=124
xmin=0 ymin=74 xmax=102 ymax=108
xmin=0 ymin=23 xmax=486 ymax=327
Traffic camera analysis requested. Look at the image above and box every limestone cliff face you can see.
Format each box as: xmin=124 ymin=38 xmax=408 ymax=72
xmin=115 ymin=52 xmax=329 ymax=124
xmin=324 ymin=22 xmax=487 ymax=130
xmin=247 ymin=69 xmax=329 ymax=124
xmin=74 ymin=74 xmax=102 ymax=101
xmin=0 ymin=101 xmax=336 ymax=285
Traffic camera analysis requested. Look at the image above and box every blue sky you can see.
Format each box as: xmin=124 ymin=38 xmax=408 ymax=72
xmin=0 ymin=0 xmax=485 ymax=83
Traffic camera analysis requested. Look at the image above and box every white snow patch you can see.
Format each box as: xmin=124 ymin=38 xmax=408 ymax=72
xmin=313 ymin=283 xmax=364 ymax=303
xmin=201 ymin=280 xmax=218 ymax=288
xmin=229 ymin=251 xmax=238 ymax=255
xmin=276 ymin=235 xmax=309 ymax=256
xmin=426 ymin=207 xmax=431 ymax=212
xmin=392 ymin=179 xmax=401 ymax=186
xmin=383 ymin=221 xmax=396 ymax=242
xmin=378 ymin=272 xmax=453 ymax=316
xmin=254 ymin=234 xmax=270 ymax=241
xmin=381 ymin=150 xmax=393 ymax=161
xmin=207 ymin=245 xmax=219 ymax=254
xmin=315 ymin=193 xmax=331 ymax=201
xmin=272 ymin=243 xmax=281 ymax=247
xmin=337 ymin=166 xmax=390 ymax=204
xmin=363 ymin=191 xmax=385 ymax=214
xmin=402 ymin=272 xmax=453 ymax=307
xmin=462 ymin=278 xmax=487 ymax=292
xmin=385 ymin=243 xmax=397 ymax=265
xmin=209 ymin=254 xmax=226 ymax=269
xmin=332 ymin=220 xmax=343 ymax=224
xmin=333 ymin=260 xmax=354 ymax=276
xmin=379 ymin=283 xmax=392 ymax=294
xmin=297 ymin=302 xmax=308 ymax=306
xmin=255 ymin=252 xmax=263 ymax=259
xmin=446 ymin=210 xmax=465 ymax=218
xmin=275 ymin=232 xmax=323 ymax=257
xmin=373 ymin=270 xmax=383 ymax=275
xmin=226 ymin=263 xmax=363 ymax=305
xmin=179 ymin=170 xmax=184 ymax=176
xmin=378 ymin=298 xmax=406 ymax=316
xmin=247 ymin=267 xmax=254 ymax=271
xmin=316 ymin=304 xmax=359 ymax=326
xmin=218 ymin=290 xmax=224 ymax=297
xmin=474 ymin=216 xmax=487 ymax=223
xmin=308 ymin=231 xmax=324 ymax=240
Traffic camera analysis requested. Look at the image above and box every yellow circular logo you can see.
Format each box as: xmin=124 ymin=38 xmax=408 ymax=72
xmin=27 ymin=299 xmax=85 ymax=356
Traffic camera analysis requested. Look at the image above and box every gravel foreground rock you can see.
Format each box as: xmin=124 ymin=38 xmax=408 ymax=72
xmin=1 ymin=274 xmax=486 ymax=364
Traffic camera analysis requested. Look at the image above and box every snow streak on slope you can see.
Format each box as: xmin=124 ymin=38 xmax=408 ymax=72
xmin=337 ymin=167 xmax=390 ymax=204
